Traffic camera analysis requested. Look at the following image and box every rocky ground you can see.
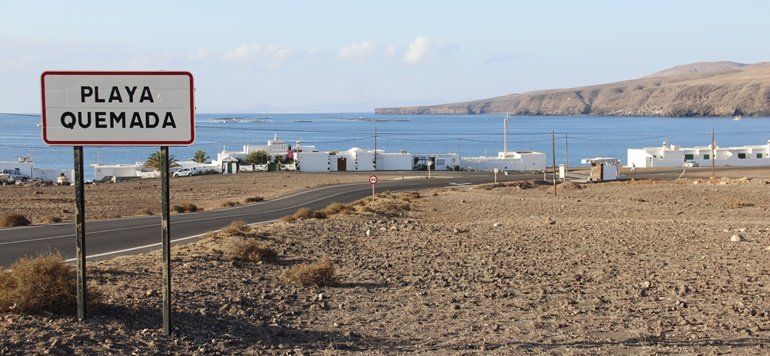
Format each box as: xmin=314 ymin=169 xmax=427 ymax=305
xmin=1 ymin=178 xmax=769 ymax=354
xmin=0 ymin=171 xmax=426 ymax=224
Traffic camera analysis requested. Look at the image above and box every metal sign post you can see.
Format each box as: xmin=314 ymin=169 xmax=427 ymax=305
xmin=427 ymin=160 xmax=432 ymax=179
xmin=160 ymin=146 xmax=172 ymax=335
xmin=74 ymin=146 xmax=86 ymax=321
xmin=369 ymin=175 xmax=378 ymax=196
xmin=41 ymin=71 xmax=194 ymax=335
xmin=493 ymin=168 xmax=499 ymax=183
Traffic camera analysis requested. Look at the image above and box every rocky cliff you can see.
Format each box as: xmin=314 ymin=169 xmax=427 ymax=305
xmin=375 ymin=61 xmax=770 ymax=116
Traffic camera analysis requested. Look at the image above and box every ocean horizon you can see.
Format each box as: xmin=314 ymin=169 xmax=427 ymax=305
xmin=3 ymin=112 xmax=770 ymax=176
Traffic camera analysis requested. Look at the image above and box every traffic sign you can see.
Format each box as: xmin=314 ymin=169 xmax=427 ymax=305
xmin=41 ymin=71 xmax=195 ymax=146
xmin=369 ymin=175 xmax=378 ymax=184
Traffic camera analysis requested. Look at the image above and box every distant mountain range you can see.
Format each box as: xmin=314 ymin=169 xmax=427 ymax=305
xmin=375 ymin=61 xmax=770 ymax=117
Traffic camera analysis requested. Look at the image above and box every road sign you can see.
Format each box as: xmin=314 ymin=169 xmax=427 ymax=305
xmin=369 ymin=175 xmax=378 ymax=184
xmin=41 ymin=71 xmax=195 ymax=146
xmin=493 ymin=168 xmax=499 ymax=173
xmin=41 ymin=70 xmax=194 ymax=336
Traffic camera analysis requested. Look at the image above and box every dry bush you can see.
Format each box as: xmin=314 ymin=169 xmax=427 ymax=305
xmin=284 ymin=258 xmax=336 ymax=286
xmin=321 ymin=202 xmax=354 ymax=216
xmin=281 ymin=208 xmax=326 ymax=222
xmin=224 ymin=237 xmax=277 ymax=263
xmin=221 ymin=201 xmax=241 ymax=208
xmin=729 ymin=201 xmax=755 ymax=208
xmin=137 ymin=208 xmax=154 ymax=216
xmin=0 ymin=253 xmax=99 ymax=314
xmin=244 ymin=196 xmax=264 ymax=203
xmin=42 ymin=216 xmax=63 ymax=224
xmin=0 ymin=214 xmax=31 ymax=227
xmin=221 ymin=220 xmax=248 ymax=236
xmin=172 ymin=202 xmax=199 ymax=213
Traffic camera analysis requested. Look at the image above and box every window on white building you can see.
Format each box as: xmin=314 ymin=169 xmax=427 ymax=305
xmin=738 ymin=153 xmax=747 ymax=159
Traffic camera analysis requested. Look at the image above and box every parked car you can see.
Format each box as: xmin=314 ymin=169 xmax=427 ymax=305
xmin=172 ymin=168 xmax=196 ymax=177
xmin=683 ymin=161 xmax=699 ymax=168
xmin=56 ymin=173 xmax=70 ymax=186
xmin=0 ymin=169 xmax=29 ymax=183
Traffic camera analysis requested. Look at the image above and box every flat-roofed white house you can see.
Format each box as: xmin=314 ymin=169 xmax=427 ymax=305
xmin=460 ymin=151 xmax=547 ymax=171
xmin=412 ymin=153 xmax=461 ymax=171
xmin=213 ymin=135 xmax=312 ymax=169
xmin=627 ymin=141 xmax=770 ymax=168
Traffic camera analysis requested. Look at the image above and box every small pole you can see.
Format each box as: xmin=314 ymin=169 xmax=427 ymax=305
xmin=160 ymin=146 xmax=172 ymax=336
xmin=74 ymin=146 xmax=87 ymax=321
xmin=551 ymin=131 xmax=557 ymax=196
xmin=711 ymin=129 xmax=716 ymax=180
xmin=494 ymin=169 xmax=498 ymax=183
xmin=372 ymin=183 xmax=375 ymax=197
xmin=427 ymin=161 xmax=431 ymax=179
xmin=373 ymin=123 xmax=377 ymax=170
xmin=564 ymin=131 xmax=569 ymax=172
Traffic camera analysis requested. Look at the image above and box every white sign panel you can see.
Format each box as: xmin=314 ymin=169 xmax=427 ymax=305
xmin=41 ymin=71 xmax=195 ymax=146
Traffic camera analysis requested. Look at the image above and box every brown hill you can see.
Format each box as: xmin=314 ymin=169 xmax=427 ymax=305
xmin=375 ymin=62 xmax=770 ymax=116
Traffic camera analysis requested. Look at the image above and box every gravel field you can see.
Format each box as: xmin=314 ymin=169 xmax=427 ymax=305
xmin=1 ymin=178 xmax=769 ymax=354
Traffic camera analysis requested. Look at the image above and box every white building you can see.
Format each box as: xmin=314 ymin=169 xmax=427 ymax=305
xmin=92 ymin=161 xmax=218 ymax=181
xmin=460 ymin=151 xmax=546 ymax=172
xmin=213 ymin=135 xmax=313 ymax=169
xmin=295 ymin=148 xmax=413 ymax=172
xmin=413 ymin=153 xmax=461 ymax=171
xmin=581 ymin=157 xmax=621 ymax=181
xmin=627 ymin=141 xmax=770 ymax=168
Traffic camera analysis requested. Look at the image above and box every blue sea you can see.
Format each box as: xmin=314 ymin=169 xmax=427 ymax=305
xmin=3 ymin=112 xmax=770 ymax=174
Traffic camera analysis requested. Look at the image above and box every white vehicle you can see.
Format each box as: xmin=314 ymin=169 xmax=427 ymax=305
xmin=172 ymin=168 xmax=196 ymax=177
xmin=56 ymin=173 xmax=70 ymax=186
xmin=683 ymin=161 xmax=699 ymax=168
xmin=253 ymin=164 xmax=268 ymax=172
xmin=0 ymin=169 xmax=29 ymax=183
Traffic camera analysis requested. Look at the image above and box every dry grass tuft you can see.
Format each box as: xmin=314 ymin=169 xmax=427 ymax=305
xmin=172 ymin=202 xmax=199 ymax=213
xmin=221 ymin=201 xmax=241 ymax=208
xmin=244 ymin=196 xmax=264 ymax=203
xmin=728 ymin=201 xmax=755 ymax=208
xmin=284 ymin=258 xmax=336 ymax=286
xmin=321 ymin=202 xmax=354 ymax=216
xmin=0 ymin=214 xmax=31 ymax=227
xmin=137 ymin=208 xmax=154 ymax=216
xmin=220 ymin=220 xmax=248 ymax=236
xmin=224 ymin=237 xmax=277 ymax=263
xmin=281 ymin=208 xmax=327 ymax=222
xmin=0 ymin=253 xmax=99 ymax=314
xmin=42 ymin=216 xmax=63 ymax=224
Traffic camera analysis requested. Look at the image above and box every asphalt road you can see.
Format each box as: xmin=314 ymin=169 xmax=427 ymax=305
xmin=0 ymin=172 xmax=538 ymax=267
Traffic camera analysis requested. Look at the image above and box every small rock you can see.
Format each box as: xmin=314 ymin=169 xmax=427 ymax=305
xmin=492 ymin=223 xmax=502 ymax=227
xmin=546 ymin=217 xmax=556 ymax=225
xmin=739 ymin=227 xmax=748 ymax=233
xmin=365 ymin=229 xmax=371 ymax=236
xmin=731 ymin=234 xmax=744 ymax=242
xmin=145 ymin=289 xmax=157 ymax=297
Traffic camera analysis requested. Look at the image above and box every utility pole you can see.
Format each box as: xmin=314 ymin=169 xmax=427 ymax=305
xmin=551 ymin=130 xmax=557 ymax=196
xmin=711 ymin=129 xmax=716 ymax=180
xmin=503 ymin=113 xmax=509 ymax=154
xmin=564 ymin=131 xmax=569 ymax=172
xmin=373 ymin=123 xmax=377 ymax=170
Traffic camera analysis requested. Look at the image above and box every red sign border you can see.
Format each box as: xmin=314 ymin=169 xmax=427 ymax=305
xmin=369 ymin=175 xmax=378 ymax=184
xmin=40 ymin=71 xmax=195 ymax=146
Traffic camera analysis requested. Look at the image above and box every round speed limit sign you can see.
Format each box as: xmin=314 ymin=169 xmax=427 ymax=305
xmin=369 ymin=175 xmax=378 ymax=184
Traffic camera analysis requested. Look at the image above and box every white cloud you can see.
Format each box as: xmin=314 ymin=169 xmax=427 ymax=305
xmin=402 ymin=36 xmax=430 ymax=64
xmin=337 ymin=41 xmax=378 ymax=62
xmin=222 ymin=43 xmax=295 ymax=68
xmin=384 ymin=44 xmax=398 ymax=58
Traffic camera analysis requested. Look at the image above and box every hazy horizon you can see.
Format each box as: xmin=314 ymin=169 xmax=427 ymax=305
xmin=2 ymin=0 xmax=770 ymax=113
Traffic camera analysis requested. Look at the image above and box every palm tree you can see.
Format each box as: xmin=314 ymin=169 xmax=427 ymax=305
xmin=191 ymin=149 xmax=209 ymax=163
xmin=144 ymin=151 xmax=180 ymax=171
xmin=245 ymin=150 xmax=269 ymax=171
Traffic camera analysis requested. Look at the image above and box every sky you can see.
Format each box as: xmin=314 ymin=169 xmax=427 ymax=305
xmin=1 ymin=0 xmax=769 ymax=113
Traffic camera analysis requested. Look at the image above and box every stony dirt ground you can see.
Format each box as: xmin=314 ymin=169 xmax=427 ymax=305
xmin=0 ymin=171 xmax=425 ymax=224
xmin=1 ymin=178 xmax=769 ymax=354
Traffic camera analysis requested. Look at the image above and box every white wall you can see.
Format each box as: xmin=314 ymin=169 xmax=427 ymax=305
xmin=93 ymin=165 xmax=142 ymax=181
xmin=296 ymin=151 xmax=330 ymax=172
xmin=377 ymin=153 xmax=412 ymax=170
xmin=352 ymin=151 xmax=375 ymax=171
xmin=34 ymin=168 xmax=74 ymax=182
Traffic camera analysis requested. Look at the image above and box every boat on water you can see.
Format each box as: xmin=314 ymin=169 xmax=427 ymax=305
xmin=734 ymin=115 xmax=743 ymax=121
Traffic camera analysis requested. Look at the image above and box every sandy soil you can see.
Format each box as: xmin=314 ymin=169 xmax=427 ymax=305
xmin=1 ymin=178 xmax=769 ymax=354
xmin=0 ymin=171 xmax=426 ymax=224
